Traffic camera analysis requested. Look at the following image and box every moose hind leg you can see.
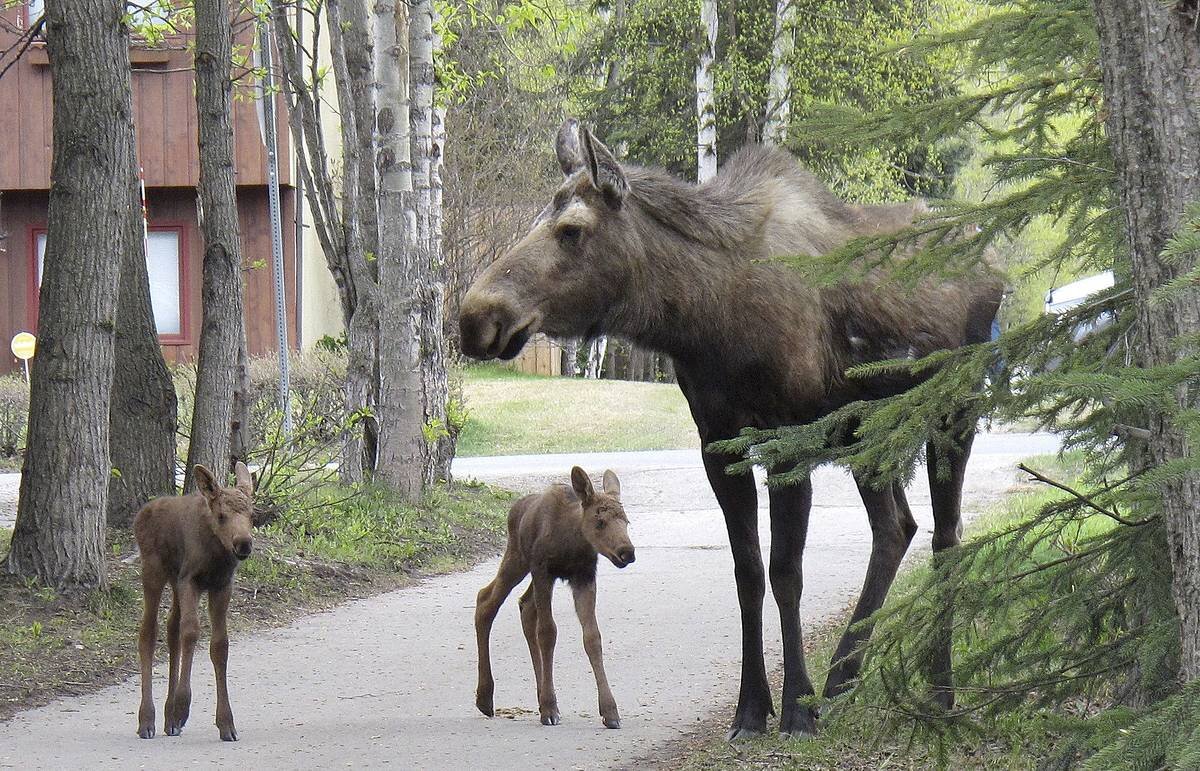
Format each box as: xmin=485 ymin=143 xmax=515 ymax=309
xmin=702 ymin=450 xmax=771 ymax=741
xmin=926 ymin=429 xmax=974 ymax=710
xmin=474 ymin=553 xmax=528 ymax=717
xmin=823 ymin=479 xmax=913 ymax=700
xmin=768 ymin=475 xmax=817 ymax=736
xmin=531 ymin=573 xmax=561 ymax=725
xmin=137 ymin=574 xmax=164 ymax=739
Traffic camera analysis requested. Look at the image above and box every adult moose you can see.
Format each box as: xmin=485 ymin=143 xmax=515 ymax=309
xmin=459 ymin=119 xmax=1002 ymax=738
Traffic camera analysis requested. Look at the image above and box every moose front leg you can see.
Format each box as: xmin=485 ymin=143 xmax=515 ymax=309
xmin=768 ymin=475 xmax=817 ymax=736
xmin=572 ymin=580 xmax=620 ymax=729
xmin=165 ymin=581 xmax=201 ymax=736
xmin=209 ymin=584 xmax=237 ymax=741
xmin=702 ymin=450 xmax=771 ymax=741
xmin=137 ymin=575 xmax=164 ymax=739
xmin=531 ymin=572 xmax=561 ymax=725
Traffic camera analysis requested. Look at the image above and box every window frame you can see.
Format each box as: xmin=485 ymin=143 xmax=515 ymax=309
xmin=28 ymin=223 xmax=190 ymax=345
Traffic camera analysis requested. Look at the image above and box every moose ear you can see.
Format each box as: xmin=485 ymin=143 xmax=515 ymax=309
xmin=570 ymin=466 xmax=595 ymax=502
xmin=581 ymin=128 xmax=628 ymax=207
xmin=602 ymin=469 xmax=621 ymax=500
xmin=555 ymin=118 xmax=585 ymax=176
xmin=234 ymin=461 xmax=254 ymax=496
xmin=193 ymin=465 xmax=219 ymax=499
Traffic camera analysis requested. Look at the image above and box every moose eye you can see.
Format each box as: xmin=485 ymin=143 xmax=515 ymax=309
xmin=557 ymin=225 xmax=582 ymax=248
xmin=218 ymin=513 xmax=227 ymax=524
xmin=595 ymin=518 xmax=606 ymax=529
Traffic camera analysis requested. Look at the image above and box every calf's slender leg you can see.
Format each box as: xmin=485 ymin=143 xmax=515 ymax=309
xmin=823 ymin=478 xmax=916 ymax=699
xmin=474 ymin=552 xmax=528 ymax=717
xmin=163 ymin=588 xmax=182 ymax=733
xmin=702 ymin=449 xmax=771 ymax=740
xmin=531 ymin=572 xmax=560 ymax=725
xmin=166 ymin=581 xmax=201 ymax=736
xmin=137 ymin=574 xmax=164 ymax=739
xmin=517 ymin=584 xmax=543 ymax=699
xmin=209 ymin=584 xmax=237 ymax=741
xmin=768 ymin=474 xmax=817 ymax=736
xmin=926 ymin=429 xmax=974 ymax=709
xmin=571 ymin=580 xmax=620 ymax=729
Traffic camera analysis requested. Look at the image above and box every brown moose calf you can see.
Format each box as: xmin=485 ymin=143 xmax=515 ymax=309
xmin=475 ymin=467 xmax=635 ymax=729
xmin=134 ymin=462 xmax=255 ymax=742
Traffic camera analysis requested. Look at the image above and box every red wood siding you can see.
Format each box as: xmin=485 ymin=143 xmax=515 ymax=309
xmin=0 ymin=8 xmax=291 ymax=191
xmin=0 ymin=188 xmax=298 ymax=375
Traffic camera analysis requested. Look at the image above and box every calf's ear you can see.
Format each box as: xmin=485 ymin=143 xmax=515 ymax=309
xmin=234 ymin=461 xmax=254 ymax=496
xmin=602 ymin=469 xmax=621 ymax=499
xmin=193 ymin=465 xmax=219 ymax=499
xmin=570 ymin=466 xmax=595 ymax=503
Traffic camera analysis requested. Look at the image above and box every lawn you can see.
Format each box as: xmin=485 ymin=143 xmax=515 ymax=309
xmin=457 ymin=363 xmax=698 ymax=456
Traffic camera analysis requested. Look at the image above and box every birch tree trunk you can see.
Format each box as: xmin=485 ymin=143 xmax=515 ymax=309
xmin=373 ymin=0 xmax=427 ymax=500
xmin=695 ymin=0 xmax=718 ymax=182
xmin=5 ymin=0 xmax=133 ymax=587
xmin=411 ymin=0 xmax=452 ymax=484
xmin=762 ymin=0 xmax=794 ymax=147
xmin=1091 ymin=0 xmax=1200 ymax=679
xmin=186 ymin=0 xmax=249 ymax=492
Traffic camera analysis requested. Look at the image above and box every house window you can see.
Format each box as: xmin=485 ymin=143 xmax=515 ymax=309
xmin=34 ymin=228 xmax=184 ymax=338
xmin=24 ymin=0 xmax=44 ymax=30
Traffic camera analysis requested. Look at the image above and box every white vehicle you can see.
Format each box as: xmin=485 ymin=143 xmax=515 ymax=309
xmin=1045 ymin=269 xmax=1115 ymax=342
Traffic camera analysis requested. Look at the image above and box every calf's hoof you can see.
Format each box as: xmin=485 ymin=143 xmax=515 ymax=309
xmin=218 ymin=725 xmax=238 ymax=742
xmin=476 ymin=693 xmax=494 ymax=718
xmin=540 ymin=709 xmax=561 ymax=726
xmin=164 ymin=721 xmax=183 ymax=737
xmin=603 ymin=716 xmax=621 ymax=730
xmin=137 ymin=724 xmax=155 ymax=739
xmin=726 ymin=694 xmax=772 ymax=742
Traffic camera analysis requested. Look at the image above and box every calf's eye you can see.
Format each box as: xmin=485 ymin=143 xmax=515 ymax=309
xmin=558 ymin=225 xmax=582 ymax=247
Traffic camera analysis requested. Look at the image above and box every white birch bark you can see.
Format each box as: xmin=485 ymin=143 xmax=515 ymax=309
xmin=695 ymin=0 xmax=718 ymax=182
xmin=763 ymin=0 xmax=794 ymax=147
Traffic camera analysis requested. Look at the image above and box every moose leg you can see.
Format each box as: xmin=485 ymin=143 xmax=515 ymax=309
xmin=209 ymin=584 xmax=237 ymax=741
xmin=531 ymin=572 xmax=561 ymax=725
xmin=162 ymin=588 xmax=182 ymax=734
xmin=137 ymin=574 xmax=165 ymax=739
xmin=926 ymin=428 xmax=974 ymax=709
xmin=571 ymin=580 xmax=620 ymax=729
xmin=474 ymin=552 xmax=528 ymax=717
xmin=702 ymin=450 xmax=771 ymax=741
xmin=768 ymin=475 xmax=817 ymax=736
xmin=517 ymin=584 xmax=543 ymax=700
xmin=165 ymin=581 xmax=201 ymax=736
xmin=823 ymin=478 xmax=916 ymax=699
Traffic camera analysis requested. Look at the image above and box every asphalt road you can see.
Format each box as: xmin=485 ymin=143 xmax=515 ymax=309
xmin=0 ymin=432 xmax=1058 ymax=770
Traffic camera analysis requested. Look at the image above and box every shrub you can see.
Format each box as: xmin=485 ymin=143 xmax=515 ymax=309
xmin=0 ymin=375 xmax=29 ymax=462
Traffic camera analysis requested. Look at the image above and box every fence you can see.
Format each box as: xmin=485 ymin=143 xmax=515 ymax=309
xmin=509 ymin=333 xmax=562 ymax=376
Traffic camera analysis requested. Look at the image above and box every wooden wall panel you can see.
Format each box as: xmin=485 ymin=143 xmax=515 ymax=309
xmin=0 ymin=7 xmax=292 ymax=191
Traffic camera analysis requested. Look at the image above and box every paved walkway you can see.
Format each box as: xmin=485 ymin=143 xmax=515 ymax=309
xmin=0 ymin=433 xmax=1058 ymax=769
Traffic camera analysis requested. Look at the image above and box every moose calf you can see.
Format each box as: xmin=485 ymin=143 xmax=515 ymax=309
xmin=134 ymin=462 xmax=255 ymax=742
xmin=475 ymin=467 xmax=635 ymax=729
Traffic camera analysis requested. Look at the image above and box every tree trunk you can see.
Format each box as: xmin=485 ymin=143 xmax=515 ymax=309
xmin=695 ymin=0 xmax=718 ymax=181
xmin=372 ymin=0 xmax=427 ymax=500
xmin=107 ymin=203 xmax=178 ymax=527
xmin=185 ymin=0 xmax=248 ymax=491
xmin=5 ymin=0 xmax=134 ymax=587
xmin=762 ymin=0 xmax=794 ymax=147
xmin=411 ymin=0 xmax=452 ymax=485
xmin=1091 ymin=0 xmax=1200 ymax=679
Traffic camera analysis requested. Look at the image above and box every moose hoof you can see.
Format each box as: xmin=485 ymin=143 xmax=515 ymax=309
xmin=540 ymin=710 xmax=561 ymax=726
xmin=219 ymin=727 xmax=238 ymax=742
xmin=603 ymin=716 xmax=621 ymax=730
xmin=476 ymin=696 xmax=494 ymax=718
xmin=137 ymin=724 xmax=155 ymax=739
xmin=165 ymin=722 xmax=182 ymax=737
xmin=779 ymin=704 xmax=818 ymax=738
xmin=726 ymin=726 xmax=764 ymax=742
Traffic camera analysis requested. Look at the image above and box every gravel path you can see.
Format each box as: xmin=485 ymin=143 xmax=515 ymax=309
xmin=0 ymin=433 xmax=1057 ymax=770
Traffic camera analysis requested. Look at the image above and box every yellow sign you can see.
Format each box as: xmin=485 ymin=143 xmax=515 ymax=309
xmin=10 ymin=332 xmax=36 ymax=361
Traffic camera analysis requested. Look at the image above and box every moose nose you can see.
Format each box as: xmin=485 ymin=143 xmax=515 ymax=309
xmin=460 ymin=294 xmax=525 ymax=360
xmin=233 ymin=538 xmax=253 ymax=560
xmin=617 ymin=547 xmax=636 ymax=566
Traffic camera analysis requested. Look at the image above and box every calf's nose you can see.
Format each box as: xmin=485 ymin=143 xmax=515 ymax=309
xmin=617 ymin=546 xmax=636 ymax=565
xmin=233 ymin=537 xmax=253 ymax=560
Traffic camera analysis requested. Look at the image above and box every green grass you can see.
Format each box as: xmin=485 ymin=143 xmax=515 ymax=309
xmin=0 ymin=482 xmax=514 ymax=721
xmin=457 ymin=363 xmax=698 ymax=456
xmin=663 ymin=453 xmax=1093 ymax=770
